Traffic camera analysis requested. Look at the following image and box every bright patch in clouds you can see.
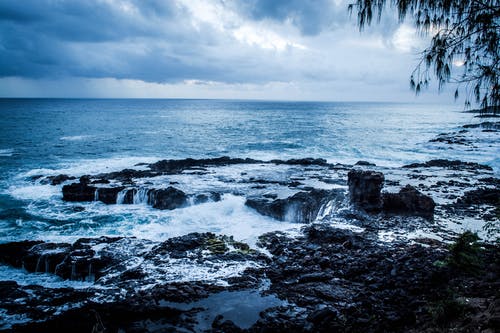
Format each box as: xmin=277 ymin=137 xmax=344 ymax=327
xmin=392 ymin=25 xmax=425 ymax=53
xmin=178 ymin=0 xmax=306 ymax=52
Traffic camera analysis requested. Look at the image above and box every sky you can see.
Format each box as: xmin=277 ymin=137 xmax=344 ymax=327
xmin=0 ymin=0 xmax=458 ymax=103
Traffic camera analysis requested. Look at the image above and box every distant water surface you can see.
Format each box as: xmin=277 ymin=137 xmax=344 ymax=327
xmin=1 ymin=99 xmax=496 ymax=174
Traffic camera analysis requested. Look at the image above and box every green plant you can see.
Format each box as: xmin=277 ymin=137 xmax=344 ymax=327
xmin=447 ymin=231 xmax=482 ymax=273
xmin=429 ymin=298 xmax=468 ymax=327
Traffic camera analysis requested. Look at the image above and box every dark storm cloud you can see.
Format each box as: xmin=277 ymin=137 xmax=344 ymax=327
xmin=233 ymin=0 xmax=344 ymax=35
xmin=0 ymin=0 xmax=299 ymax=83
xmin=0 ymin=0 xmax=207 ymax=81
xmin=0 ymin=0 xmax=409 ymax=90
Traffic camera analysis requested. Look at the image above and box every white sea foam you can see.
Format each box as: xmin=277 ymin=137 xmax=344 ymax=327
xmin=10 ymin=193 xmax=301 ymax=249
xmin=139 ymin=258 xmax=259 ymax=287
xmin=60 ymin=135 xmax=94 ymax=141
xmin=0 ymin=149 xmax=14 ymax=157
xmin=0 ymin=264 xmax=93 ymax=289
xmin=124 ymin=194 xmax=301 ymax=248
xmin=21 ymin=156 xmax=162 ymax=178
xmin=8 ymin=184 xmax=60 ymax=201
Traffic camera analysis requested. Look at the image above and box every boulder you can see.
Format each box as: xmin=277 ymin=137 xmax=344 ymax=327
xmin=62 ymin=182 xmax=97 ymax=202
xmin=382 ymin=185 xmax=435 ymax=220
xmin=148 ymin=187 xmax=188 ymax=210
xmin=246 ymin=189 xmax=342 ymax=223
xmin=347 ymin=170 xmax=384 ymax=213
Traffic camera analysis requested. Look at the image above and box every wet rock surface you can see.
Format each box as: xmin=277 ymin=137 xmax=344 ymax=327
xmin=348 ymin=169 xmax=384 ymax=212
xmin=246 ymin=189 xmax=344 ymax=223
xmin=2 ymin=224 xmax=497 ymax=332
xmin=403 ymin=159 xmax=493 ymax=171
xmin=4 ymin=155 xmax=499 ymax=332
xmin=62 ymin=182 xmax=97 ymax=202
xmin=382 ymin=185 xmax=435 ymax=220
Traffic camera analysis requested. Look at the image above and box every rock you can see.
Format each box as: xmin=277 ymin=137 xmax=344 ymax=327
xmin=463 ymin=121 xmax=500 ymax=130
xmin=305 ymin=224 xmax=358 ymax=245
xmin=307 ymin=307 xmax=339 ymax=325
xmin=54 ymin=236 xmax=123 ymax=281
xmin=149 ymin=156 xmax=261 ymax=174
xmin=429 ymin=133 xmax=472 ymax=145
xmin=148 ymin=187 xmax=188 ymax=210
xmin=382 ymin=185 xmax=435 ymax=220
xmin=457 ymin=187 xmax=500 ymax=206
xmin=211 ymin=315 xmax=244 ymax=332
xmin=62 ymin=182 xmax=97 ymax=202
xmin=246 ymin=189 xmax=342 ymax=223
xmin=355 ymin=161 xmax=376 ymax=166
xmin=79 ymin=175 xmax=91 ymax=184
xmin=347 ymin=169 xmax=384 ymax=213
xmin=148 ymin=233 xmax=257 ymax=260
xmin=193 ymin=192 xmax=222 ymax=204
xmin=403 ymin=159 xmax=492 ymax=171
xmin=0 ymin=240 xmax=44 ymax=268
xmin=95 ymin=168 xmax=154 ymax=182
xmin=22 ymin=242 xmax=71 ymax=273
xmin=90 ymin=178 xmax=110 ymax=184
xmin=94 ymin=187 xmax=125 ymax=204
xmin=272 ymin=158 xmax=329 ymax=166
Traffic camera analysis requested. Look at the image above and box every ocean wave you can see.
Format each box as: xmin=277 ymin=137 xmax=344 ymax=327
xmin=20 ymin=156 xmax=162 ymax=178
xmin=60 ymin=135 xmax=94 ymax=141
xmin=0 ymin=149 xmax=14 ymax=157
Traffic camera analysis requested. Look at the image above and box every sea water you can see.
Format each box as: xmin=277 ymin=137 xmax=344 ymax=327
xmin=0 ymin=98 xmax=497 ymax=246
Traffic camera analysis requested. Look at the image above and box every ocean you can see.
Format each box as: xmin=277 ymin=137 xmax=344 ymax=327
xmin=0 ymin=98 xmax=498 ymax=278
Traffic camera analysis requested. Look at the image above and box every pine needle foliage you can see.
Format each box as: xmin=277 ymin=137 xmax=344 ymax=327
xmin=349 ymin=0 xmax=500 ymax=113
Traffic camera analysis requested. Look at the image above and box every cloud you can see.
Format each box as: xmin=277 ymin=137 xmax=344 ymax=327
xmin=0 ymin=0 xmax=444 ymax=101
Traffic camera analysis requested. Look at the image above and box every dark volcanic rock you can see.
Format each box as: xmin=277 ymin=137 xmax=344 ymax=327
xmin=347 ymin=169 xmax=384 ymax=213
xmin=22 ymin=242 xmax=71 ymax=273
xmin=429 ymin=132 xmax=472 ymax=146
xmin=457 ymin=187 xmax=500 ymax=206
xmin=148 ymin=187 xmax=188 ymax=210
xmin=62 ymin=182 xmax=97 ymax=202
xmin=403 ymin=159 xmax=492 ymax=171
xmin=355 ymin=160 xmax=376 ymax=166
xmin=95 ymin=187 xmax=125 ymax=204
xmin=0 ymin=240 xmax=44 ymax=268
xmin=148 ymin=232 xmax=260 ymax=261
xmin=382 ymin=185 xmax=436 ymax=220
xmin=271 ymin=158 xmax=329 ymax=166
xmin=149 ymin=156 xmax=261 ymax=173
xmin=246 ymin=189 xmax=342 ymax=223
xmin=54 ymin=236 xmax=123 ymax=281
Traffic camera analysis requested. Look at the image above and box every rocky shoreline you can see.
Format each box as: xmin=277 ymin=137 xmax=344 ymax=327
xmin=0 ymin=154 xmax=498 ymax=332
